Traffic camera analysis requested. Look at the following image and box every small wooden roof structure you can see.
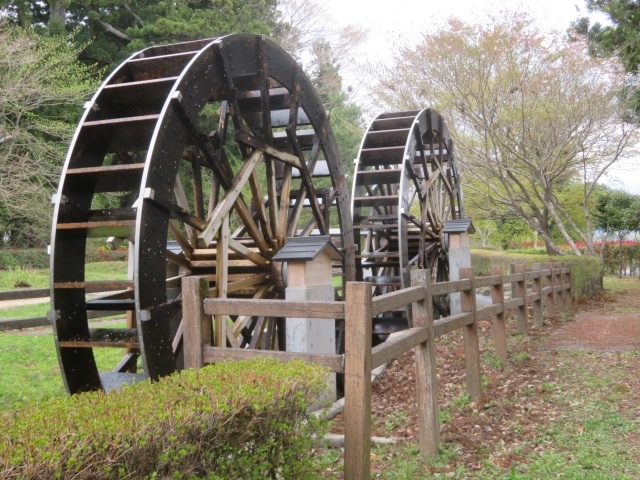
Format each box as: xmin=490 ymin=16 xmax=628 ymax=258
xmin=443 ymin=218 xmax=475 ymax=235
xmin=272 ymin=236 xmax=342 ymax=262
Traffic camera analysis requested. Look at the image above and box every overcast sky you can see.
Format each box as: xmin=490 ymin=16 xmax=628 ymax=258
xmin=320 ymin=0 xmax=640 ymax=194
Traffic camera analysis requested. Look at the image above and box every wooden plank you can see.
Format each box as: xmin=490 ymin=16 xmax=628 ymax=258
xmin=371 ymin=286 xmax=424 ymax=316
xmin=0 ymin=288 xmax=50 ymax=301
xmin=202 ymin=346 xmax=344 ymax=372
xmin=203 ymin=298 xmax=345 ymax=319
xmin=410 ymin=270 xmax=440 ymax=458
xmin=473 ymin=275 xmax=502 ymax=288
xmin=504 ymin=297 xmax=524 ymax=310
xmin=235 ymin=130 xmax=302 ymax=169
xmin=182 ymin=276 xmax=211 ymax=369
xmin=58 ymin=328 xmax=138 ymax=348
xmin=433 ymin=312 xmax=474 ymax=337
xmin=460 ymin=268 xmax=482 ymax=401
xmin=476 ymin=303 xmax=503 ymax=320
xmin=502 ymin=273 xmax=524 ymax=283
xmin=0 ymin=316 xmax=50 ymax=331
xmin=430 ymin=278 xmax=471 ymax=296
xmin=490 ymin=265 xmax=507 ymax=363
xmin=371 ymin=326 xmax=429 ymax=369
xmin=199 ymin=149 xmax=263 ymax=246
xmin=344 ymin=282 xmax=372 ymax=480
xmin=228 ymin=237 xmax=268 ymax=266
xmin=52 ymin=281 xmax=133 ymax=293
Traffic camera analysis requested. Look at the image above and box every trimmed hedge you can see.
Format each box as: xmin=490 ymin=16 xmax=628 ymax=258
xmin=0 ymin=359 xmax=328 ymax=479
xmin=0 ymin=249 xmax=49 ymax=270
xmin=472 ymin=249 xmax=603 ymax=299
xmin=0 ymin=245 xmax=128 ymax=270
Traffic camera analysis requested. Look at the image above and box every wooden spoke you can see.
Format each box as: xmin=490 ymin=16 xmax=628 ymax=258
xmin=50 ymin=35 xmax=355 ymax=393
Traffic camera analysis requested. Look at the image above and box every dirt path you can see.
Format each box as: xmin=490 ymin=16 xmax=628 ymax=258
xmin=543 ymin=285 xmax=640 ymax=352
xmin=326 ymin=278 xmax=640 ymax=477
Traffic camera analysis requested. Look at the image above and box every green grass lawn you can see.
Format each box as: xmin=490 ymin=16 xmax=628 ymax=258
xmin=0 ymin=261 xmax=132 ymax=409
xmin=0 ymin=330 xmax=127 ymax=410
xmin=0 ymin=261 xmax=128 ymax=290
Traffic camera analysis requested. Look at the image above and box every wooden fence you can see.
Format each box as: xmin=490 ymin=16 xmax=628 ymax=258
xmin=182 ymin=261 xmax=572 ymax=480
xmin=0 ymin=288 xmax=125 ymax=331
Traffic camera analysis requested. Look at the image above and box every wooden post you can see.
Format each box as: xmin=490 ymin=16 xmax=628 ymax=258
xmin=214 ymin=216 xmax=229 ymax=347
xmin=182 ymin=276 xmax=211 ymax=369
xmin=344 ymin=282 xmax=373 ymax=480
xmin=410 ymin=269 xmax=439 ymax=457
xmin=553 ymin=262 xmax=563 ymax=314
xmin=563 ymin=262 xmax=573 ymax=308
xmin=562 ymin=262 xmax=572 ymax=310
xmin=489 ymin=265 xmax=507 ymax=363
xmin=513 ymin=264 xmax=528 ymax=335
xmin=531 ymin=264 xmax=543 ymax=328
xmin=460 ymin=268 xmax=482 ymax=401
xmin=543 ymin=262 xmax=555 ymax=319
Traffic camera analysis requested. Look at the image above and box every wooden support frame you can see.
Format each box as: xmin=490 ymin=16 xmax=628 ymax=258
xmin=180 ymin=263 xmax=574 ymax=478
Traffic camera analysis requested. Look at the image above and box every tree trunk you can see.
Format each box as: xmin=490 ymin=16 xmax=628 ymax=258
xmin=48 ymin=0 xmax=66 ymax=35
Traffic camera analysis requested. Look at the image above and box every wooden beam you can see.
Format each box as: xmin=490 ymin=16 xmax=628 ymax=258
xmin=411 ymin=268 xmax=440 ymax=458
xmin=344 ymin=282 xmax=372 ymax=480
xmin=371 ymin=326 xmax=429 ymax=369
xmin=460 ymin=268 xmax=482 ymax=401
xmin=182 ymin=276 xmax=211 ymax=369
xmin=371 ymin=286 xmax=425 ymax=316
xmin=490 ymin=265 xmax=507 ymax=362
xmin=203 ymin=298 xmax=345 ymax=319
xmin=199 ymin=149 xmax=263 ymax=246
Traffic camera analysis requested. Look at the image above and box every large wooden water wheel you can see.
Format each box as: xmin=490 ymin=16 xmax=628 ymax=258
xmin=351 ymin=109 xmax=463 ymax=338
xmin=50 ymin=34 xmax=356 ymax=394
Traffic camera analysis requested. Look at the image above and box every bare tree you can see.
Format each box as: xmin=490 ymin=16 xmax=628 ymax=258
xmin=372 ymin=10 xmax=638 ymax=256
xmin=0 ymin=23 xmax=99 ymax=246
xmin=274 ymin=0 xmax=365 ymax=71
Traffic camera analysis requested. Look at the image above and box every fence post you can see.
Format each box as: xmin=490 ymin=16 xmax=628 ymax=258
xmin=531 ymin=264 xmax=543 ymax=328
xmin=410 ymin=269 xmax=439 ymax=457
xmin=513 ymin=264 xmax=528 ymax=335
xmin=562 ymin=262 xmax=572 ymax=310
xmin=344 ymin=282 xmax=373 ymax=480
xmin=543 ymin=262 xmax=556 ymax=319
xmin=489 ymin=265 xmax=507 ymax=363
xmin=182 ymin=276 xmax=211 ymax=369
xmin=460 ymin=268 xmax=482 ymax=401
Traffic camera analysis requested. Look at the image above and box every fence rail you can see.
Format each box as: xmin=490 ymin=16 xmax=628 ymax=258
xmin=182 ymin=261 xmax=572 ymax=480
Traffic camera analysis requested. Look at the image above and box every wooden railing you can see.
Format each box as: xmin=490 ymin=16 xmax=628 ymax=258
xmin=0 ymin=288 xmax=126 ymax=331
xmin=182 ymin=262 xmax=572 ymax=480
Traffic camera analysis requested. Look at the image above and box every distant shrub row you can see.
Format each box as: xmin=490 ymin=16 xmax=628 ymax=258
xmin=0 ymin=359 xmax=327 ymax=479
xmin=0 ymin=244 xmax=127 ymax=270
xmin=472 ymin=249 xmax=603 ymax=299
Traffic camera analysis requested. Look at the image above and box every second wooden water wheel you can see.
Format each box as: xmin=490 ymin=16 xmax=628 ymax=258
xmin=351 ymin=109 xmax=463 ymax=338
xmin=50 ymin=34 xmax=355 ymax=394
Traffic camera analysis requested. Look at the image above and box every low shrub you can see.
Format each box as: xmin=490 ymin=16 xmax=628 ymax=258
xmin=0 ymin=359 xmax=328 ymax=479
xmin=0 ymin=249 xmax=49 ymax=270
xmin=472 ymin=249 xmax=603 ymax=299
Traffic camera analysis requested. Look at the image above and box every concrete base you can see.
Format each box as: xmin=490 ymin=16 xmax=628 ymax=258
xmin=449 ymin=246 xmax=471 ymax=315
xmin=285 ymin=285 xmax=337 ymax=405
